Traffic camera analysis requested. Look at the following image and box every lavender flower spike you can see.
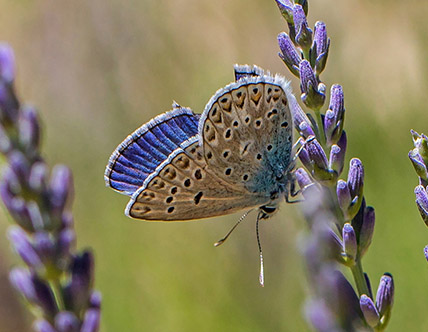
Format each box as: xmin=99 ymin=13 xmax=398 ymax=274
xmin=0 ymin=44 xmax=100 ymax=331
xmin=299 ymin=60 xmax=326 ymax=110
xmin=278 ymin=32 xmax=301 ymax=77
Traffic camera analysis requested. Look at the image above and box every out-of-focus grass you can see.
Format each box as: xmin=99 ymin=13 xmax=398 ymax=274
xmin=0 ymin=0 xmax=428 ymax=331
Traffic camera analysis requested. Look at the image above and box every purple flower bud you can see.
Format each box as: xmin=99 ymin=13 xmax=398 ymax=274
xmin=0 ymin=82 xmax=19 ymax=124
xmin=293 ymin=4 xmax=312 ymax=51
xmin=409 ymin=149 xmax=428 ymax=181
xmin=55 ymin=311 xmax=80 ymax=332
xmin=359 ymin=295 xmax=380 ymax=327
xmin=0 ymin=43 xmax=15 ymax=83
xmin=57 ymin=228 xmax=76 ymax=264
xmin=298 ymin=146 xmax=312 ymax=172
xmin=337 ymin=179 xmax=351 ymax=217
xmin=318 ymin=269 xmax=362 ymax=327
xmin=359 ymin=206 xmax=375 ymax=257
xmin=32 ymin=274 xmax=58 ymax=317
xmin=12 ymin=269 xmax=58 ymax=317
xmin=295 ymin=167 xmax=313 ymax=189
xmin=325 ymin=85 xmax=345 ymax=145
xmin=278 ymin=32 xmax=301 ymax=76
xmin=313 ymin=21 xmax=330 ymax=74
xmin=305 ymin=299 xmax=336 ymax=332
xmin=299 ymin=60 xmax=325 ymax=110
xmin=33 ymin=232 xmax=55 ymax=264
xmin=347 ymin=158 xmax=364 ymax=198
xmin=424 ymin=245 xmax=428 ymax=262
xmin=411 ymin=130 xmax=428 ymax=166
xmin=9 ymin=268 xmax=37 ymax=302
xmin=342 ymin=223 xmax=357 ymax=262
xmin=27 ymin=201 xmax=45 ymax=230
xmin=324 ymin=110 xmax=335 ymax=144
xmin=89 ymin=291 xmax=102 ymax=309
xmin=300 ymin=60 xmax=317 ymax=95
xmin=298 ymin=121 xmax=315 ymax=138
xmin=81 ymin=308 xmax=101 ymax=332
xmin=0 ymin=124 xmax=11 ymax=153
xmin=306 ymin=138 xmax=328 ymax=170
xmin=329 ymin=144 xmax=345 ymax=176
xmin=8 ymin=226 xmax=43 ymax=269
xmin=61 ymin=212 xmax=74 ymax=228
xmin=275 ymin=0 xmax=294 ymax=23
xmin=49 ymin=165 xmax=74 ymax=217
xmin=64 ymin=250 xmax=94 ymax=312
xmin=0 ymin=182 xmax=33 ymax=231
xmin=306 ymin=138 xmax=335 ymax=183
xmin=414 ymin=185 xmax=428 ymax=226
xmin=28 ymin=162 xmax=49 ymax=194
xmin=337 ymin=130 xmax=347 ymax=152
xmin=9 ymin=151 xmax=30 ymax=187
xmin=33 ymin=319 xmax=57 ymax=332
xmin=330 ymin=85 xmax=345 ymax=117
xmin=18 ymin=106 xmax=40 ymax=157
xmin=326 ymin=229 xmax=345 ymax=264
xmin=376 ymin=273 xmax=394 ymax=317
xmin=288 ymin=93 xmax=315 ymax=137
xmin=295 ymin=0 xmax=308 ymax=15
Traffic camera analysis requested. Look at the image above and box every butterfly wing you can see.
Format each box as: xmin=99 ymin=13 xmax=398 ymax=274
xmin=198 ymin=72 xmax=294 ymax=195
xmin=126 ymin=136 xmax=268 ymax=220
xmin=105 ymin=106 xmax=199 ymax=196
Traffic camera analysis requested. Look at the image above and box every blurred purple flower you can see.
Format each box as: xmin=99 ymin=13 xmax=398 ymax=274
xmin=0 ymin=43 xmax=100 ymax=331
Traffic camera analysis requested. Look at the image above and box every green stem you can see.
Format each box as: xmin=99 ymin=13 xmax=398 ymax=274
xmin=50 ymin=278 xmax=65 ymax=311
xmin=350 ymin=259 xmax=369 ymax=296
xmin=313 ymin=110 xmax=326 ymax=146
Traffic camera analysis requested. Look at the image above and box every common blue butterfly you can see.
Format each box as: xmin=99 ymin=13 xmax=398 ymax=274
xmin=105 ymin=65 xmax=296 ymax=222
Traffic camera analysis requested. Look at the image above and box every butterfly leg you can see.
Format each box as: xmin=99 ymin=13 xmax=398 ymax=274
xmin=284 ymin=171 xmax=303 ymax=204
xmin=291 ymin=135 xmax=316 ymax=163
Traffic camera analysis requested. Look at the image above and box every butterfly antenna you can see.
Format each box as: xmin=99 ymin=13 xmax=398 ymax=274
xmin=214 ymin=209 xmax=252 ymax=247
xmin=256 ymin=211 xmax=265 ymax=287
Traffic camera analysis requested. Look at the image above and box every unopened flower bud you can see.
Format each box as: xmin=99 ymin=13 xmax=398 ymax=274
xmin=415 ymin=185 xmax=428 ymax=226
xmin=278 ymin=32 xmax=301 ymax=76
xmin=313 ymin=21 xmax=330 ymax=74
xmin=359 ymin=294 xmax=380 ymax=327
xmin=342 ymin=223 xmax=357 ymax=262
xmin=376 ymin=273 xmax=394 ymax=318
xmin=293 ymin=4 xmax=312 ymax=51
xmin=299 ymin=60 xmax=325 ymax=110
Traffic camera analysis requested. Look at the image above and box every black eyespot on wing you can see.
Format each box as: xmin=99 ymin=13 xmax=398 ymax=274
xmin=194 ymin=192 xmax=203 ymax=205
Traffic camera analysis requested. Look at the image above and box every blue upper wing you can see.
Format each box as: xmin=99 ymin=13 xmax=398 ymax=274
xmin=105 ymin=106 xmax=200 ymax=196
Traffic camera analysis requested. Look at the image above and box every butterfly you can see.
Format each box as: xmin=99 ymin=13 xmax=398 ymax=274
xmin=105 ymin=65 xmax=297 ymax=285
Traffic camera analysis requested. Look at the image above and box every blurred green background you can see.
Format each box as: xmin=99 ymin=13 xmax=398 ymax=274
xmin=0 ymin=0 xmax=427 ymax=331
